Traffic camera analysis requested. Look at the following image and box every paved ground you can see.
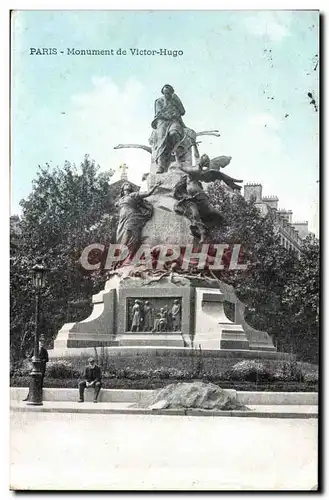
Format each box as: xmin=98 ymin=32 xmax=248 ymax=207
xmin=10 ymin=400 xmax=318 ymax=418
xmin=10 ymin=411 xmax=318 ymax=491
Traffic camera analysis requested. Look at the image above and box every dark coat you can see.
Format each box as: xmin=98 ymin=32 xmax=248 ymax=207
xmin=84 ymin=365 xmax=102 ymax=383
xmin=39 ymin=346 xmax=49 ymax=364
xmin=27 ymin=346 xmax=49 ymax=364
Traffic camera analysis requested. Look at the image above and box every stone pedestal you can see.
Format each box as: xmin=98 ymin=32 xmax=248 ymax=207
xmin=193 ymin=288 xmax=249 ymax=350
xmin=217 ymin=281 xmax=277 ymax=352
xmin=53 ymin=288 xmax=118 ymax=349
xmin=51 ymin=274 xmax=196 ymax=355
xmin=142 ymin=206 xmax=193 ymax=247
xmin=50 ymin=273 xmax=277 ymax=356
xmin=142 ymin=167 xmax=195 ymax=247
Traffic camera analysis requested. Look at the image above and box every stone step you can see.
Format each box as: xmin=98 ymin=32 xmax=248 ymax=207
xmin=118 ymin=333 xmax=184 ymax=347
xmin=10 ymin=388 xmax=318 ymax=406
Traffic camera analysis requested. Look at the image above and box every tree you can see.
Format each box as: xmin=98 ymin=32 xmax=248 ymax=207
xmin=281 ymin=235 xmax=319 ymax=361
xmin=206 ymin=182 xmax=319 ymax=362
xmin=10 ymin=155 xmax=116 ymax=362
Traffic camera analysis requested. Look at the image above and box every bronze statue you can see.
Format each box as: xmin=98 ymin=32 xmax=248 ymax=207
xmin=173 ymin=155 xmax=242 ymax=242
xmin=150 ymin=84 xmax=186 ymax=173
xmin=171 ymin=126 xmax=200 ymax=165
xmin=116 ymin=181 xmax=161 ymax=256
xmin=199 ymin=154 xmax=243 ymax=191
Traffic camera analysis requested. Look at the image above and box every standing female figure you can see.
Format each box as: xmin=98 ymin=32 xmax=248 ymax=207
xmin=116 ymin=181 xmax=161 ymax=256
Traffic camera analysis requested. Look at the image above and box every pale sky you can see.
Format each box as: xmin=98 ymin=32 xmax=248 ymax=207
xmin=11 ymin=10 xmax=319 ymax=233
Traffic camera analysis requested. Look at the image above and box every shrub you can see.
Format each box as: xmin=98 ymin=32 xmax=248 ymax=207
xmin=46 ymin=361 xmax=81 ymax=379
xmin=304 ymin=371 xmax=318 ymax=383
xmin=98 ymin=346 xmax=111 ymax=371
xmin=168 ymin=368 xmax=192 ymax=379
xmin=100 ymin=366 xmax=196 ymax=381
xmin=10 ymin=359 xmax=32 ymax=377
xmin=274 ymin=360 xmax=305 ymax=382
xmin=198 ymin=367 xmax=226 ymax=381
xmin=225 ymin=360 xmax=275 ymax=382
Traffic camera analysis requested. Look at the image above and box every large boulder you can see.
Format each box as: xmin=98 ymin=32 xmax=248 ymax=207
xmin=139 ymin=381 xmax=249 ymax=410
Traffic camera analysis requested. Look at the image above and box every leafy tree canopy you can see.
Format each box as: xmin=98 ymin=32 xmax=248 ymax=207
xmin=206 ymin=183 xmax=319 ymax=362
xmin=10 ymin=155 xmax=116 ymax=362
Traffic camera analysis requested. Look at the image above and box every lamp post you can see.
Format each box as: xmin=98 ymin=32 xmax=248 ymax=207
xmin=27 ymin=261 xmax=47 ymax=406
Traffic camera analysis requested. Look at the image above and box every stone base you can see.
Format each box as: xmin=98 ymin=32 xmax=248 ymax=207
xmin=118 ymin=333 xmax=184 ymax=347
xmin=51 ymin=271 xmax=277 ymax=355
xmin=55 ymin=334 xmax=119 ymax=349
xmin=49 ymin=345 xmax=295 ymax=361
xmin=218 ymin=323 xmax=250 ymax=350
xmin=193 ymin=288 xmax=250 ymax=350
xmin=53 ymin=288 xmax=116 ymax=349
xmin=217 ymin=281 xmax=277 ymax=352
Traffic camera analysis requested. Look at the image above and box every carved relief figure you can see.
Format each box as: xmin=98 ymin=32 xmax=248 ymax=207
xmin=152 ymin=307 xmax=168 ymax=332
xmin=130 ymin=300 xmax=143 ymax=332
xmin=116 ymin=181 xmax=161 ymax=256
xmin=143 ymin=300 xmax=153 ymax=332
xmin=166 ymin=306 xmax=173 ymax=331
xmin=171 ymin=299 xmax=181 ymax=331
xmin=158 ymin=308 xmax=168 ymax=332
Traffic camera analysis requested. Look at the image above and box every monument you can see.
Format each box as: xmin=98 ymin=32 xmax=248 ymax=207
xmin=50 ymin=84 xmax=291 ymax=366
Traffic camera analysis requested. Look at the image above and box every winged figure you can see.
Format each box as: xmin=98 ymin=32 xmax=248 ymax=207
xmin=198 ymin=154 xmax=243 ymax=191
xmin=172 ymin=154 xmax=242 ymax=242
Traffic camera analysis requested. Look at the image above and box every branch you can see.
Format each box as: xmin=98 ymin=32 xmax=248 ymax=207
xmin=196 ymin=130 xmax=221 ymax=138
xmin=113 ymin=144 xmax=152 ymax=154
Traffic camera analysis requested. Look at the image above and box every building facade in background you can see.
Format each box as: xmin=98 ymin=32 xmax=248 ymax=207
xmin=243 ymin=183 xmax=310 ymax=257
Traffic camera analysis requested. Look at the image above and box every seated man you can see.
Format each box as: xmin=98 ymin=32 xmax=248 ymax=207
xmin=78 ymin=357 xmax=102 ymax=403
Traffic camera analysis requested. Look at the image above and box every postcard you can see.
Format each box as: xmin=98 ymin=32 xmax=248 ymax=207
xmin=10 ymin=10 xmax=319 ymax=491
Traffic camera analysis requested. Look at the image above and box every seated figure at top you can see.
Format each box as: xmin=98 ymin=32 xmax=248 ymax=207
xmin=150 ymin=84 xmax=186 ymax=173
